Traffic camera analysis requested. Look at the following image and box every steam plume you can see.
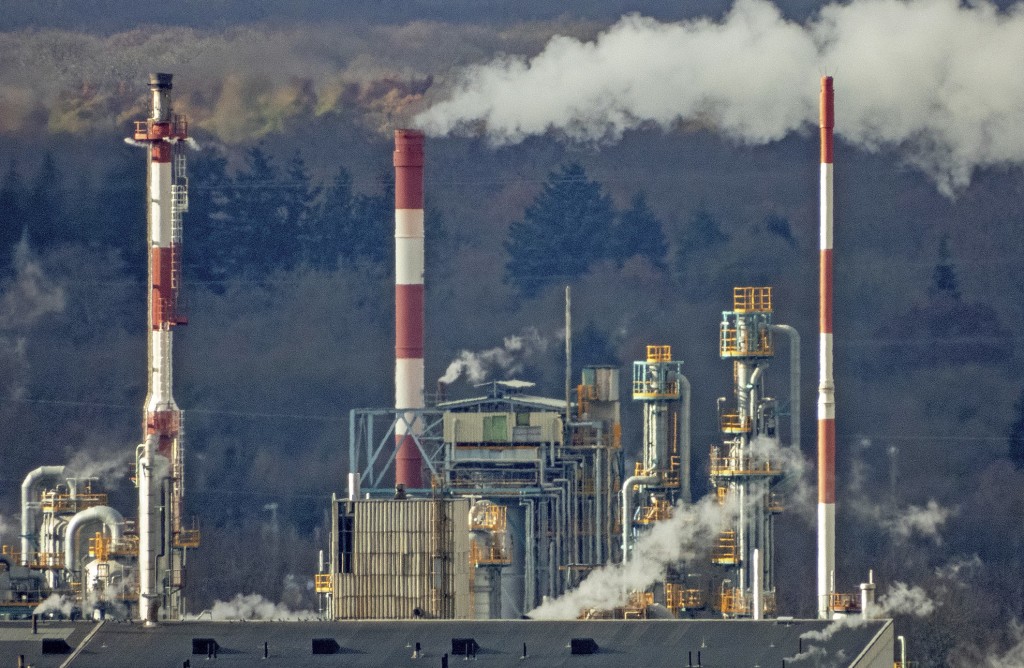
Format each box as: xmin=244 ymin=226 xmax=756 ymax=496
xmin=33 ymin=593 xmax=75 ymax=618
xmin=528 ymin=493 xmax=735 ymax=620
xmin=64 ymin=449 xmax=134 ymax=489
xmin=189 ymin=593 xmax=318 ymax=621
xmin=439 ymin=327 xmax=550 ymax=385
xmin=416 ymin=0 xmax=1024 ymax=193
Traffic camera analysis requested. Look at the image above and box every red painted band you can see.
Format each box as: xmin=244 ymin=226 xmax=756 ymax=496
xmin=152 ymin=143 xmax=172 ymax=163
xmin=818 ymin=418 xmax=835 ymax=503
xmin=395 ymin=434 xmax=423 ymax=488
xmin=395 ymin=284 xmax=424 ymax=358
xmin=151 ymin=247 xmax=175 ymax=327
xmin=820 ymin=77 xmax=834 ymax=164
xmin=394 ymin=129 xmax=425 ymax=209
xmin=820 ymin=249 xmax=833 ymax=334
xmin=146 ymin=410 xmax=180 ymax=438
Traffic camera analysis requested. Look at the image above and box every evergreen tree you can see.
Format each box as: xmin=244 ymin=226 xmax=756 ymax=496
xmin=930 ymin=233 xmax=960 ymax=300
xmin=185 ymin=149 xmax=236 ymax=286
xmin=0 ymin=163 xmax=25 ymax=269
xmin=91 ymin=154 xmax=145 ymax=276
xmin=504 ymin=163 xmax=614 ymax=297
xmin=278 ymin=151 xmax=320 ymax=271
xmin=610 ymin=191 xmax=667 ymax=269
xmin=1008 ymin=387 xmax=1024 ymax=469
xmin=24 ymin=153 xmax=64 ymax=251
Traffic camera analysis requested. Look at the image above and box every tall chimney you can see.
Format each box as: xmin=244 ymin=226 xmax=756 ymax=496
xmin=817 ymin=75 xmax=836 ymax=620
xmin=394 ymin=129 xmax=425 ymax=488
xmin=133 ymin=72 xmax=190 ymax=623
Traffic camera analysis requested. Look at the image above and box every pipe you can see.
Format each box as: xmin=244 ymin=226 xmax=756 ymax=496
xmin=769 ymin=324 xmax=800 ymax=451
xmin=817 ymin=75 xmax=836 ymax=620
xmin=621 ymin=474 xmax=659 ymax=561
xmin=138 ymin=433 xmax=164 ymax=625
xmin=679 ymin=375 xmax=691 ymax=504
xmin=859 ymin=570 xmax=876 ymax=620
xmin=64 ymin=505 xmax=124 ymax=574
xmin=394 ymin=129 xmax=426 ymax=489
xmin=752 ymin=548 xmax=762 ymax=620
xmin=20 ymin=466 xmax=66 ymax=565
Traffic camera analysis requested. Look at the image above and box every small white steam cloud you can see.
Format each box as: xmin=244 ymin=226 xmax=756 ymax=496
xmin=416 ymin=0 xmax=1024 ymax=194
xmin=33 ymin=593 xmax=75 ymax=618
xmin=883 ymin=499 xmax=954 ymax=544
xmin=0 ymin=238 xmax=65 ymax=329
xmin=0 ymin=513 xmax=12 ymax=540
xmin=65 ymin=449 xmax=134 ymax=489
xmin=874 ymin=581 xmax=936 ymax=617
xmin=439 ymin=327 xmax=550 ymax=385
xmin=528 ymin=493 xmax=735 ymax=619
xmin=193 ymin=593 xmax=318 ymax=621
xmin=935 ymin=554 xmax=983 ymax=581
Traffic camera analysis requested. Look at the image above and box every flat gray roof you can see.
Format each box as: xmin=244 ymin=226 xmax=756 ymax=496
xmin=0 ymin=618 xmax=892 ymax=668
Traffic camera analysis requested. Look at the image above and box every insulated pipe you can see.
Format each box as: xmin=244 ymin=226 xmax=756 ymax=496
xmin=64 ymin=505 xmax=124 ymax=574
xmin=752 ymin=548 xmax=762 ymax=620
xmin=679 ymin=375 xmax=692 ymax=504
xmin=394 ymin=129 xmax=425 ymax=489
xmin=769 ymin=324 xmax=800 ymax=452
xmin=138 ymin=433 xmax=163 ymax=624
xmin=621 ymin=474 xmax=659 ymax=561
xmin=817 ymin=75 xmax=836 ymax=620
xmin=20 ymin=466 xmax=66 ymax=565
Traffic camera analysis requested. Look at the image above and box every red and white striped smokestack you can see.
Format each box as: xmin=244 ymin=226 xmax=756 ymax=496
xmin=394 ymin=129 xmax=425 ymax=489
xmin=817 ymin=75 xmax=836 ymax=620
xmin=134 ymin=72 xmax=189 ymax=624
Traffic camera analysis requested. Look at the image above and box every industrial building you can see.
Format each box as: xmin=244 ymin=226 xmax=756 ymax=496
xmin=0 ymin=74 xmax=909 ymax=667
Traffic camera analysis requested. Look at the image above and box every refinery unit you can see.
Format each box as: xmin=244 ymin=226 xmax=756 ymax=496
xmin=1 ymin=73 xmax=198 ymax=623
xmin=0 ymin=74 xmax=904 ymax=667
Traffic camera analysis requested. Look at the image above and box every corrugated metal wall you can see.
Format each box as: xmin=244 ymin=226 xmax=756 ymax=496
xmin=444 ymin=412 xmax=563 ymax=444
xmin=332 ymin=498 xmax=470 ymax=619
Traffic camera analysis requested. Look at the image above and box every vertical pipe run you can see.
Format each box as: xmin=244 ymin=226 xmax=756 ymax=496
xmin=394 ymin=129 xmax=425 ymax=489
xmin=817 ymin=75 xmax=836 ymax=620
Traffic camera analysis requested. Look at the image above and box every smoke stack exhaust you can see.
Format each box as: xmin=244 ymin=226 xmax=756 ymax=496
xmin=394 ymin=129 xmax=425 ymax=488
xmin=817 ymin=75 xmax=836 ymax=620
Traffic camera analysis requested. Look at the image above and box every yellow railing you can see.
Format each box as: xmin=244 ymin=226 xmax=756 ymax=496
xmin=733 ymin=287 xmax=772 ymax=313
xmin=720 ymin=328 xmax=773 ymax=357
xmin=637 ymin=499 xmax=672 ymax=524
xmin=41 ymin=492 xmax=108 ymax=513
xmin=665 ymin=584 xmax=703 ymax=611
xmin=720 ymin=587 xmax=749 ymax=615
xmin=719 ymin=413 xmax=751 ymax=433
xmin=646 ymin=345 xmax=672 ymax=363
xmin=711 ymin=530 xmax=738 ymax=565
xmin=469 ymin=541 xmax=510 ymax=566
xmin=469 ymin=504 xmax=506 ymax=533
xmin=830 ymin=592 xmax=861 ymax=613
xmin=314 ymin=573 xmax=333 ymax=593
xmin=632 ymin=379 xmax=679 ymax=399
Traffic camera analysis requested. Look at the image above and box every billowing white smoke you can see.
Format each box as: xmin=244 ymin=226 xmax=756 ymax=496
xmin=192 ymin=593 xmax=318 ymax=621
xmin=33 ymin=593 xmax=75 ymax=618
xmin=748 ymin=434 xmax=813 ymax=519
xmin=528 ymin=493 xmax=736 ymax=619
xmin=439 ymin=327 xmax=550 ymax=385
xmin=416 ymin=0 xmax=1024 ymax=194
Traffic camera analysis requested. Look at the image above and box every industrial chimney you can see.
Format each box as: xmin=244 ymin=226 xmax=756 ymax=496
xmin=394 ymin=129 xmax=425 ymax=489
xmin=817 ymin=75 xmax=836 ymax=620
xmin=133 ymin=72 xmax=191 ymax=624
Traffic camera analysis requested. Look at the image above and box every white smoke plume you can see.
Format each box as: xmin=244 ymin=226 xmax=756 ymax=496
xmin=192 ymin=593 xmax=318 ymax=621
xmin=882 ymin=499 xmax=954 ymax=544
xmin=935 ymin=554 xmax=983 ymax=581
xmin=439 ymin=327 xmax=550 ymax=385
xmin=0 ymin=238 xmax=65 ymax=329
xmin=0 ymin=513 xmax=12 ymax=541
xmin=748 ymin=434 xmax=813 ymax=518
xmin=416 ymin=0 xmax=1024 ymax=194
xmin=64 ymin=449 xmax=134 ymax=489
xmin=873 ymin=581 xmax=936 ymax=617
xmin=33 ymin=593 xmax=75 ymax=618
xmin=528 ymin=493 xmax=736 ymax=619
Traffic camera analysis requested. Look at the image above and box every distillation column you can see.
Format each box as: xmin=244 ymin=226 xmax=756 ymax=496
xmin=394 ymin=129 xmax=425 ymax=489
xmin=711 ymin=287 xmax=784 ymax=618
xmin=133 ymin=73 xmax=192 ymax=624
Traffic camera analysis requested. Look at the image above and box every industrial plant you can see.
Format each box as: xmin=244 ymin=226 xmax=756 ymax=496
xmin=0 ymin=74 xmax=905 ymax=667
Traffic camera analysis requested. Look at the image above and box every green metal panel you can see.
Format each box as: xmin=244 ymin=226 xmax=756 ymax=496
xmin=482 ymin=414 xmax=508 ymax=441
